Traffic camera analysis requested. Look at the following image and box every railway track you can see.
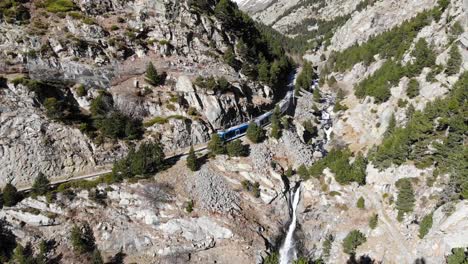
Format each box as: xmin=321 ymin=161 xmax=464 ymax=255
xmin=16 ymin=70 xmax=298 ymax=193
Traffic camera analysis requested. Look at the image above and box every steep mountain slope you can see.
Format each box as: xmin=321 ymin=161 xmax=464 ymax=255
xmin=0 ymin=0 xmax=467 ymax=264
xmin=0 ymin=0 xmax=292 ymax=186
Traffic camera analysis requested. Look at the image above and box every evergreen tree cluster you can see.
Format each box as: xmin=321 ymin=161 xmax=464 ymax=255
xmin=371 ymin=72 xmax=467 ymax=202
xmin=270 ymin=106 xmax=282 ymax=139
xmin=111 ymin=141 xmax=165 ymax=181
xmin=307 ymin=149 xmax=367 ymax=185
xmin=342 ymin=230 xmax=367 ymax=255
xmin=90 ymin=92 xmax=143 ymax=140
xmin=31 ymin=173 xmax=50 ymax=197
xmin=193 ymin=0 xmax=293 ymax=92
xmin=207 ymin=135 xmax=248 ymax=157
xmin=193 ymin=76 xmax=232 ymax=93
xmin=331 ymin=2 xmax=448 ymax=72
xmin=295 ymin=62 xmax=316 ymax=93
xmin=354 ymin=38 xmax=436 ymax=103
xmin=2 ymin=183 xmax=20 ymax=207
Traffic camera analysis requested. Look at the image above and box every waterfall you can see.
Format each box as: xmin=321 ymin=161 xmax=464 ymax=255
xmin=279 ymin=186 xmax=301 ymax=264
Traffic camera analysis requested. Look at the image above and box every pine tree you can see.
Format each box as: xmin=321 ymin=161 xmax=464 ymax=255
xmin=257 ymin=57 xmax=270 ymax=83
xmin=418 ymin=213 xmax=433 ymax=239
xmin=186 ymin=146 xmax=198 ymax=171
xmin=145 ymin=62 xmax=164 ymax=86
xmin=396 ymin=178 xmax=415 ymax=221
xmin=2 ymin=183 xmax=19 ymax=207
xmin=208 ymin=134 xmax=226 ymax=155
xmin=313 ymin=87 xmax=322 ymax=102
xmin=369 ymin=213 xmax=378 ymax=229
xmin=446 ymin=45 xmax=462 ymax=75
xmin=246 ymin=122 xmax=265 ymax=143
xmin=297 ymin=164 xmax=309 ymax=179
xmin=270 ymin=106 xmax=282 ymax=139
xmin=31 ymin=173 xmax=50 ymax=197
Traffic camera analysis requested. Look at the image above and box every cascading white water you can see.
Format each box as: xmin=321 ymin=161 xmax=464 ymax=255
xmin=279 ymin=186 xmax=301 ymax=264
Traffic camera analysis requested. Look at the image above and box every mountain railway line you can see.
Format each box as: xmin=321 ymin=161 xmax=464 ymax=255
xmin=17 ymin=71 xmax=300 ymax=193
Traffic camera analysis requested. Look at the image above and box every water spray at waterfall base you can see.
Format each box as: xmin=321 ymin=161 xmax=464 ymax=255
xmin=279 ymin=186 xmax=301 ymax=264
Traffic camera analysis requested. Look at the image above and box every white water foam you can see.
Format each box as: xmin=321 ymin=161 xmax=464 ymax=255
xmin=279 ymin=186 xmax=301 ymax=264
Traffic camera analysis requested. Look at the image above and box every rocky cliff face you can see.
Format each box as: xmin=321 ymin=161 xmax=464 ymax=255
xmin=0 ymin=0 xmax=288 ymax=185
xmin=1 ymin=0 xmax=467 ymax=263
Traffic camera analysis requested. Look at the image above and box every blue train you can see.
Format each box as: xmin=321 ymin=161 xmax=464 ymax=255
xmin=217 ymin=90 xmax=294 ymax=141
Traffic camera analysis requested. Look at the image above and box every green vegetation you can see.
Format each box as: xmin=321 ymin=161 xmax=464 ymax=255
xmin=31 ymin=173 xmax=50 ymax=197
xmin=407 ymin=79 xmax=420 ymax=98
xmin=270 ymin=106 xmax=282 ymax=139
xmin=322 ymin=234 xmax=334 ymax=259
xmin=369 ymin=213 xmax=378 ymax=229
xmin=263 ymin=252 xmax=279 ymax=264
xmin=241 ymin=180 xmax=260 ymax=198
xmin=70 ymin=223 xmax=95 ymax=254
xmin=145 ymin=62 xmax=166 ymax=86
xmin=226 ymin=140 xmax=248 ymax=157
xmin=2 ymin=183 xmax=19 ymax=207
xmin=396 ymin=178 xmax=415 ymax=221
xmin=297 ymin=164 xmax=309 ymax=179
xmin=331 ymin=4 xmax=445 ymax=72
xmin=447 ymin=248 xmax=468 ymax=264
xmin=342 ymin=230 xmax=367 ymax=255
xmin=194 ymin=76 xmax=232 ymax=93
xmin=111 ymin=141 xmax=165 ymax=181
xmin=185 ymin=199 xmax=194 ymax=213
xmin=41 ymin=0 xmax=76 ymax=13
xmin=356 ymin=197 xmax=365 ymax=209
xmin=371 ymin=73 xmax=467 ymax=203
xmin=0 ymin=219 xmax=16 ymax=262
xmin=186 ymin=146 xmax=199 ymax=171
xmin=76 ymin=84 xmax=87 ymax=97
xmin=308 ymin=149 xmax=367 ymax=185
xmin=446 ymin=45 xmax=462 ymax=76
xmin=203 ymin=0 xmax=293 ymax=91
xmin=295 ymin=62 xmax=315 ymax=93
xmin=246 ymin=122 xmax=265 ymax=143
xmin=90 ymin=93 xmax=143 ymax=140
xmin=208 ymin=134 xmax=226 ymax=155
xmin=0 ymin=0 xmax=30 ymax=24
xmin=418 ymin=213 xmax=433 ymax=239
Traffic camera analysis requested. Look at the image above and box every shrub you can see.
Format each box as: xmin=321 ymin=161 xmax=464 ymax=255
xmin=369 ymin=213 xmax=378 ymax=229
xmin=92 ymin=249 xmax=104 ymax=264
xmin=144 ymin=116 xmax=168 ymax=127
xmin=297 ymin=164 xmax=309 ymax=179
xmin=43 ymin=0 xmax=76 ymax=13
xmin=342 ymin=230 xmax=367 ymax=255
xmin=356 ymin=197 xmax=365 ymax=209
xmin=446 ymin=248 xmax=468 ymax=264
xmin=246 ymin=122 xmax=264 ymax=143
xmin=76 ymin=84 xmax=86 ymax=97
xmin=418 ymin=213 xmax=433 ymax=238
xmin=226 ymin=140 xmax=248 ymax=157
xmin=241 ymin=180 xmax=260 ymax=198
xmin=407 ymin=79 xmax=420 ymax=98
xmin=185 ymin=200 xmax=194 ymax=213
xmin=263 ymin=252 xmax=279 ymax=264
